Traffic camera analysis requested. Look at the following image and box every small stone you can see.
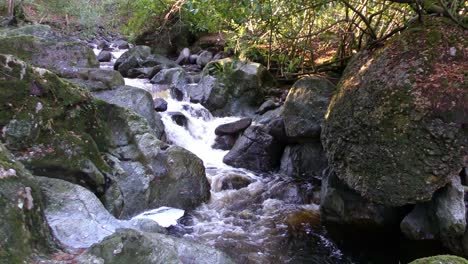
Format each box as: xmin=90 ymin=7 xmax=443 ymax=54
xmin=153 ymin=98 xmax=168 ymax=112
xmin=449 ymin=47 xmax=457 ymax=57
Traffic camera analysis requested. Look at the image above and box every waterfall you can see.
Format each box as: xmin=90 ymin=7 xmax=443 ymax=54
xmin=100 ymin=48 xmax=349 ymax=263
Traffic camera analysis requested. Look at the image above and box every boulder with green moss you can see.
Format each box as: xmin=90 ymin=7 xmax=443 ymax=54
xmin=0 ymin=33 xmax=98 ymax=71
xmin=0 ymin=54 xmax=210 ymax=219
xmin=322 ymin=17 xmax=467 ymax=206
xmin=0 ymin=54 xmax=111 ymax=195
xmin=192 ymin=58 xmax=276 ymax=116
xmin=409 ymin=255 xmax=468 ymax=264
xmin=59 ymin=67 xmax=125 ymax=91
xmin=0 ymin=143 xmax=55 ymax=263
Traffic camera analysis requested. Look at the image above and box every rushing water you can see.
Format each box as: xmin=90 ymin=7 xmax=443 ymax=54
xmin=100 ymin=48 xmax=354 ymax=263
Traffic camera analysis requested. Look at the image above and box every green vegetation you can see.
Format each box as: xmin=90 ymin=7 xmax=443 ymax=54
xmin=2 ymin=0 xmax=466 ymax=76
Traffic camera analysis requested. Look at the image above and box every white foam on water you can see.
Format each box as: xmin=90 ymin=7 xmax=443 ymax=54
xmin=132 ymin=207 xmax=185 ymax=228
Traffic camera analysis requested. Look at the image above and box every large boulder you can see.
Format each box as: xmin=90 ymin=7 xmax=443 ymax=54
xmin=409 ymin=255 xmax=468 ymax=264
xmin=76 ymin=229 xmax=235 ymax=264
xmin=0 ymin=55 xmax=208 ymax=219
xmin=96 ymin=103 xmax=209 ymax=217
xmin=114 ymin=46 xmax=152 ymax=77
xmin=0 ymin=54 xmax=111 ymax=195
xmin=0 ymin=26 xmax=98 ymax=72
xmin=223 ymin=125 xmax=284 ymax=172
xmin=149 ymin=146 xmax=211 ymax=210
xmin=0 ymin=24 xmax=61 ymax=41
xmin=191 ymin=58 xmax=275 ymax=116
xmin=282 ymin=76 xmax=335 ymax=140
xmin=36 ymin=176 xmax=165 ymax=249
xmin=0 ymin=143 xmax=54 ymax=263
xmin=58 ymin=67 xmax=125 ymax=91
xmin=92 ymin=85 xmax=165 ymax=135
xmin=322 ymin=17 xmax=468 ymax=206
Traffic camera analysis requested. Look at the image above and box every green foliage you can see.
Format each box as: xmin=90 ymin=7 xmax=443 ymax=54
xmin=24 ymin=0 xmax=121 ymax=35
xmin=121 ymin=0 xmax=416 ymax=75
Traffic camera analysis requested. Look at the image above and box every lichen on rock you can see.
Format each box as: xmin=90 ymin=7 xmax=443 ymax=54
xmin=322 ymin=17 xmax=467 ymax=206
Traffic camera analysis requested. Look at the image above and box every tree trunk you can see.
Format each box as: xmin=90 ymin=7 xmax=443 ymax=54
xmin=7 ymin=0 xmax=14 ymax=16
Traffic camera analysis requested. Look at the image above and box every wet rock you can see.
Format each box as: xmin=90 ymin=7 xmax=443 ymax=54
xmin=286 ymin=209 xmax=321 ymax=235
xmin=154 ymin=98 xmax=168 ymax=112
xmin=36 ymin=176 xmax=167 ymax=248
xmin=282 ymin=76 xmax=335 ymax=140
xmin=223 ymin=125 xmax=284 ymax=172
xmin=182 ymin=104 xmax=212 ymax=121
xmin=215 ymin=118 xmax=252 ymax=136
xmin=114 ymin=46 xmax=151 ymax=77
xmin=76 ymin=229 xmax=235 ymax=264
xmin=187 ymin=75 xmax=215 ymax=103
xmin=36 ymin=176 xmax=126 ymax=249
xmin=92 ymin=85 xmax=164 ymax=133
xmin=197 ymin=50 xmax=213 ymax=67
xmin=189 ymin=54 xmax=198 ymax=64
xmin=268 ymin=180 xmax=305 ymax=204
xmin=212 ymin=135 xmax=237 ymax=150
xmin=322 ymin=18 xmax=467 ymax=206
xmin=0 ymin=143 xmax=55 ymax=263
xmin=96 ymin=40 xmax=109 ymax=50
xmin=220 ymin=174 xmax=252 ymax=191
xmin=400 ymin=204 xmax=437 ymax=240
xmin=280 ymin=142 xmax=328 ymax=180
xmin=127 ymin=67 xmax=161 ymax=79
xmin=196 ymin=58 xmax=276 ymax=117
xmin=150 ymin=67 xmax=185 ymax=86
xmin=112 ymin=39 xmax=130 ymax=49
xmin=320 ymin=171 xmax=400 ymax=229
xmin=142 ymin=54 xmax=178 ymax=68
xmin=97 ymin=50 xmax=112 ymax=62
xmin=168 ymin=112 xmax=188 ymax=127
xmin=255 ymin=100 xmax=280 ymax=115
xmin=433 ymin=177 xmax=466 ymax=238
xmin=149 ymin=146 xmax=211 ymax=210
xmin=175 ymin=47 xmax=191 ymax=65
xmin=59 ymin=67 xmax=125 ymax=91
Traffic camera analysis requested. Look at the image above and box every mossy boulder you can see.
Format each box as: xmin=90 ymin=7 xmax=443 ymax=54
xmin=0 ymin=24 xmax=61 ymax=41
xmin=0 ymin=36 xmax=98 ymax=71
xmin=0 ymin=143 xmax=54 ymax=263
xmin=193 ymin=58 xmax=276 ymax=117
xmin=1 ymin=54 xmax=210 ymax=219
xmin=409 ymin=255 xmax=468 ymax=264
xmin=0 ymin=54 xmax=111 ymax=195
xmin=59 ymin=67 xmax=125 ymax=91
xmin=322 ymin=17 xmax=467 ymax=206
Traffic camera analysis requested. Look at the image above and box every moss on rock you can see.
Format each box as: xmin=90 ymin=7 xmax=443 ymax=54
xmin=0 ymin=143 xmax=55 ymax=263
xmin=322 ymin=17 xmax=467 ymax=206
xmin=409 ymin=255 xmax=468 ymax=264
